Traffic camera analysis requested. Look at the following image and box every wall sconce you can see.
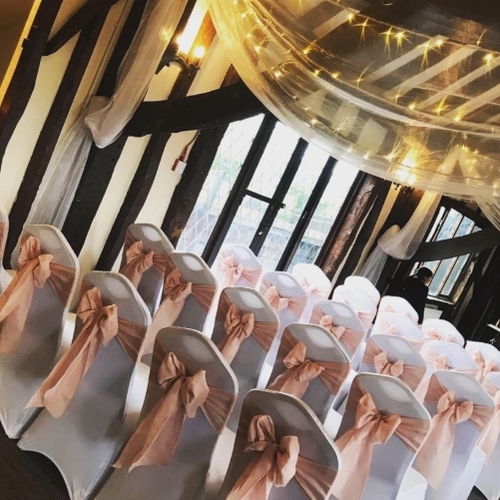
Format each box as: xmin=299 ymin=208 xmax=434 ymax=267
xmin=157 ymin=41 xmax=205 ymax=74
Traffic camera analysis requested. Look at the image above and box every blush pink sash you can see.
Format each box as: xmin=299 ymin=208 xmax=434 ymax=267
xmin=331 ymin=379 xmax=430 ymax=500
xmin=473 ymin=351 xmax=500 ymax=382
xmin=144 ymin=260 xmax=217 ymax=355
xmin=0 ymin=221 xmax=7 ymax=259
xmin=362 ymin=339 xmax=426 ymax=391
xmin=414 ymin=375 xmax=494 ymax=488
xmin=422 ymin=327 xmax=456 ymax=343
xmin=423 ymin=347 xmax=477 ymax=376
xmin=261 ymin=278 xmax=307 ymax=318
xmin=27 ymin=287 xmax=147 ymax=418
xmin=218 ymin=251 xmax=262 ymax=288
xmin=375 ymin=318 xmax=425 ymax=351
xmin=267 ymin=328 xmax=349 ymax=398
xmin=296 ymin=276 xmax=330 ymax=300
xmin=310 ymin=306 xmax=364 ymax=357
xmin=216 ymin=292 xmax=278 ymax=365
xmin=226 ymin=413 xmax=337 ymax=500
xmin=0 ymin=236 xmax=76 ymax=354
xmin=477 ymin=378 xmax=500 ymax=464
xmin=114 ymin=349 xmax=236 ymax=471
xmin=120 ymin=231 xmax=168 ymax=288
xmin=381 ymin=303 xmax=417 ymax=323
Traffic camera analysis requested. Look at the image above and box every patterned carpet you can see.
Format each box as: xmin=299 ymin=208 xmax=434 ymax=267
xmin=0 ymin=423 xmax=489 ymax=500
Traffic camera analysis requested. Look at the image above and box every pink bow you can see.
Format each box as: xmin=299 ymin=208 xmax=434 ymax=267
xmin=264 ymin=286 xmax=305 ymax=318
xmin=318 ymin=314 xmax=364 ymax=357
xmin=374 ymin=351 xmax=404 ymax=377
xmin=474 ymin=351 xmax=499 ymax=382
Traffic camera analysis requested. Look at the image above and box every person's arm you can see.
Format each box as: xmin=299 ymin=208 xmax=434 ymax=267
xmin=414 ymin=285 xmax=429 ymax=324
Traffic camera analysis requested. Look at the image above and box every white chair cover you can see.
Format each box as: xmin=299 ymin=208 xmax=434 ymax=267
xmin=344 ymin=275 xmax=381 ymax=307
xmin=359 ymin=334 xmax=427 ymax=392
xmin=421 ymin=319 xmax=465 ymax=346
xmin=0 ymin=225 xmax=79 ymax=438
xmin=120 ymin=223 xmax=174 ymax=316
xmin=213 ymin=245 xmax=263 ymax=289
xmin=373 ymin=312 xmax=426 ymax=351
xmin=143 ymin=252 xmax=218 ymax=362
xmin=332 ymin=284 xmax=377 ymax=329
xmin=217 ymin=389 xmax=341 ymax=499
xmin=95 ymin=327 xmax=238 ymax=500
xmin=291 ymin=263 xmax=331 ymax=322
xmin=334 ymin=373 xmax=431 ymax=500
xmin=465 ymin=341 xmax=500 ymax=382
xmin=0 ymin=206 xmax=11 ymax=293
xmin=18 ymin=272 xmax=151 ymax=500
xmin=211 ymin=287 xmax=279 ymax=430
xmin=379 ymin=296 xmax=419 ymax=325
xmin=267 ymin=322 xmax=350 ymax=422
xmin=415 ymin=371 xmax=494 ymax=500
xmin=476 ymin=372 xmax=500 ymax=500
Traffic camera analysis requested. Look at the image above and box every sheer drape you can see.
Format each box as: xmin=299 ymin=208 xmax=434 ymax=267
xmin=27 ymin=0 xmax=188 ymax=227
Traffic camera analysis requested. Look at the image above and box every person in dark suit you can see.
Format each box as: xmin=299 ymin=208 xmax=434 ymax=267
xmin=388 ymin=267 xmax=433 ymax=324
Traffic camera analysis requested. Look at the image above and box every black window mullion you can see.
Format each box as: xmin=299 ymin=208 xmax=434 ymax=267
xmin=201 ymin=114 xmax=277 ymax=266
xmin=276 ymin=157 xmax=337 ymax=271
xmin=249 ymin=138 xmax=309 ymax=255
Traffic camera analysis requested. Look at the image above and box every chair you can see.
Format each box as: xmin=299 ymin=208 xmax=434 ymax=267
xmin=413 ymin=371 xmax=494 ymax=500
xmin=421 ymin=318 xmax=464 ymax=346
xmin=18 ymin=272 xmax=151 ymax=500
xmin=143 ymin=252 xmax=218 ymax=360
xmin=360 ymin=334 xmax=427 ymax=392
xmin=213 ymin=244 xmax=263 ymax=289
xmin=291 ymin=263 xmax=331 ymax=322
xmin=0 ymin=225 xmax=79 ymax=438
xmin=0 ymin=206 xmax=11 ymax=293
xmin=373 ymin=312 xmax=426 ymax=351
xmin=119 ymin=223 xmax=174 ymax=316
xmin=95 ymin=327 xmax=238 ymax=500
xmin=310 ymin=299 xmax=366 ymax=360
xmin=332 ymin=284 xmax=377 ymax=329
xmin=332 ymin=373 xmax=431 ymax=500
xmin=379 ymin=296 xmax=419 ymax=325
xmin=210 ymin=287 xmax=279 ymax=429
xmin=267 ymin=322 xmax=350 ymax=422
xmin=259 ymin=271 xmax=308 ymax=330
xmin=465 ymin=341 xmax=500 ymax=382
xmin=475 ymin=372 xmax=500 ymax=500
xmin=345 ymin=275 xmax=381 ymax=307
xmin=217 ymin=389 xmax=340 ymax=500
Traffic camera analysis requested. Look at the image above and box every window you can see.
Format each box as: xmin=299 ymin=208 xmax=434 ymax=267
xmin=413 ymin=207 xmax=478 ymax=302
xmin=177 ymin=114 xmax=360 ymax=270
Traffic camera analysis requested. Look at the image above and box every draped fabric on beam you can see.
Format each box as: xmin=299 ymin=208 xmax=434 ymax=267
xmin=208 ymin=0 xmax=500 ymax=228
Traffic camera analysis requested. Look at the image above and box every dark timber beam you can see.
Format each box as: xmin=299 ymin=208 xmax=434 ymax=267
xmin=0 ymin=0 xmax=63 ymax=167
xmin=4 ymin=7 xmax=112 ymax=266
xmin=125 ymin=81 xmax=266 ymax=136
xmin=95 ymin=13 xmax=217 ymax=270
xmin=45 ymin=0 xmax=123 ymax=55
xmin=414 ymin=226 xmax=500 ymax=262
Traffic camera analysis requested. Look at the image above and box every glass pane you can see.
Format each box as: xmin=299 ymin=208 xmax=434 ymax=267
xmin=455 ymin=217 xmax=475 ymax=237
xmin=177 ymin=114 xmax=264 ymax=253
xmin=256 ymin=144 xmax=330 ymax=269
xmin=435 ymin=209 xmax=462 ymax=241
xmin=247 ymin=121 xmax=300 ymax=197
xmin=287 ymin=160 xmax=360 ymax=268
xmin=425 ymin=206 xmax=446 ymax=242
xmin=428 ymin=258 xmax=456 ymax=296
xmin=222 ymin=196 xmax=268 ymax=248
xmin=441 ymin=254 xmax=470 ymax=296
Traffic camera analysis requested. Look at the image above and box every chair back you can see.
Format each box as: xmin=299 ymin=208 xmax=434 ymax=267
xmin=332 ymin=284 xmax=377 ymax=329
xmin=268 ymin=322 xmax=350 ymax=421
xmin=359 ymin=334 xmax=426 ymax=391
xmin=120 ymin=223 xmax=173 ymax=315
xmin=211 ymin=287 xmax=279 ymax=428
xmin=379 ymin=295 xmax=419 ymax=324
xmin=292 ymin=263 xmax=331 ymax=322
xmin=335 ymin=373 xmax=430 ymax=500
xmin=213 ymin=244 xmax=263 ymax=289
xmin=218 ymin=389 xmax=340 ymax=500
xmin=422 ymin=318 xmax=464 ymax=345
xmin=0 ymin=225 xmax=80 ymax=438
xmin=344 ymin=275 xmax=380 ymax=307
xmin=373 ymin=311 xmax=425 ymax=350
